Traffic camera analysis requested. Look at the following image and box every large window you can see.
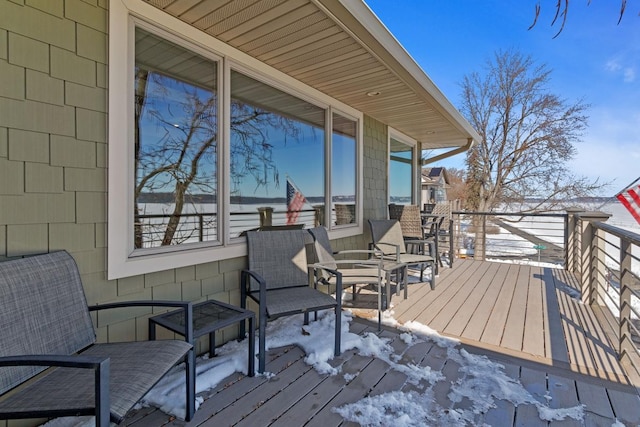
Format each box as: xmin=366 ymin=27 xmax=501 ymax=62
xmin=107 ymin=7 xmax=363 ymax=278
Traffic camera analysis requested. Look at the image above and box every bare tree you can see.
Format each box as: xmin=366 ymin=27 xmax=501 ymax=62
xmin=460 ymin=49 xmax=606 ymax=213
xmin=529 ymin=1 xmax=633 ymax=38
xmin=444 ymin=167 xmax=468 ymax=204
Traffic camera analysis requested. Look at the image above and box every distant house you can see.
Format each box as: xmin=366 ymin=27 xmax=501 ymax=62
xmin=421 ymin=167 xmax=450 ymax=209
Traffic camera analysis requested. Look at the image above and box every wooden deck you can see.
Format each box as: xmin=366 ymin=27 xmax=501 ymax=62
xmin=123 ymin=260 xmax=640 ymax=426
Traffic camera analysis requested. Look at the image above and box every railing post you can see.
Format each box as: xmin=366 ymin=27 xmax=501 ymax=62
xmin=565 ymin=207 xmax=583 ymax=274
xmin=577 ymin=212 xmax=611 ymax=305
xmin=479 ymin=214 xmax=487 ymax=261
xmin=619 ymin=237 xmax=633 ymax=364
xmin=258 ymin=207 xmax=273 ymax=227
xmin=313 ymin=205 xmax=324 ymax=227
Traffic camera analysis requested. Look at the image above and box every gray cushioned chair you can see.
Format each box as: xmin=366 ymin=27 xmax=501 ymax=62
xmin=241 ymin=229 xmax=342 ymax=373
xmin=0 ymin=251 xmax=195 ymax=426
xmin=308 ymin=227 xmax=406 ymax=329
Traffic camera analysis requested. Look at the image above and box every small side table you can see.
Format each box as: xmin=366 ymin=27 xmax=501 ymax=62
xmin=149 ymin=300 xmax=255 ymax=377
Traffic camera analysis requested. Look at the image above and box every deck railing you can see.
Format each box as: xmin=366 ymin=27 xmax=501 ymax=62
xmin=451 ymin=211 xmax=568 ymax=266
xmin=451 ymin=208 xmax=640 ymax=380
xmin=569 ymin=212 xmax=640 ymax=380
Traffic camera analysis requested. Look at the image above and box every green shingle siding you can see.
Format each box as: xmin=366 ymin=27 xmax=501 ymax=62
xmin=0 ymin=1 xmax=75 ymax=51
xmin=8 ymin=128 xmax=50 ymax=163
xmin=25 ymin=163 xmax=64 ymax=193
xmin=50 ymin=135 xmax=97 ymax=168
xmin=0 ymin=59 xmax=25 ymax=100
xmin=6 ymin=223 xmax=48 ymax=256
xmin=8 ymin=32 xmax=49 ymax=73
xmin=26 ymin=70 xmax=65 ymax=105
xmin=0 ymin=158 xmax=24 ymax=195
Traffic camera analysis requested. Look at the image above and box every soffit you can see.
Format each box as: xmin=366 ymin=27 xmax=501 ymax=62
xmin=142 ymin=0 xmax=479 ymax=149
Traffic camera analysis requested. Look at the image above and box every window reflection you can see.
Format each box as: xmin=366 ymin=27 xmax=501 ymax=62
xmin=389 ymin=138 xmax=414 ymax=205
xmin=134 ymin=29 xmax=218 ymax=248
xmin=332 ymin=113 xmax=357 ymax=225
xmin=229 ymin=71 xmax=325 ymax=237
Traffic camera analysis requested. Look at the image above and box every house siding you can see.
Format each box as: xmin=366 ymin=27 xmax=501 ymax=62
xmin=0 ymin=2 xmax=390 ymax=425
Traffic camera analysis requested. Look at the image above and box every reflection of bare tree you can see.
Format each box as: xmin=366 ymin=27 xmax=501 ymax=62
xmin=229 ymin=100 xmax=298 ymax=195
xmin=134 ymin=69 xmax=298 ymax=248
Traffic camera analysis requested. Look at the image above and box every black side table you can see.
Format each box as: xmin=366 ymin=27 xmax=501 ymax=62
xmin=149 ymin=300 xmax=255 ymax=377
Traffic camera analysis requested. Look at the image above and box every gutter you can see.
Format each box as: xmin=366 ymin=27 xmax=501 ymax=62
xmin=422 ymin=138 xmax=474 ymax=166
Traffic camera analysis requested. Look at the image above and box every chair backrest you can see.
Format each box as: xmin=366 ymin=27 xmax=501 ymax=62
xmin=431 ymin=202 xmax=452 ymax=231
xmin=308 ymin=227 xmax=336 ymax=267
xmin=368 ymin=219 xmax=407 ymax=255
xmin=308 ymin=227 xmax=337 ymax=281
xmin=388 ymin=204 xmax=423 ymax=239
xmin=0 ymin=251 xmax=96 ymax=394
xmin=246 ymin=229 xmax=310 ymax=291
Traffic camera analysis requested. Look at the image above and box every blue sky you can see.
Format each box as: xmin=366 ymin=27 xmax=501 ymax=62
xmin=365 ymin=1 xmax=640 ymax=196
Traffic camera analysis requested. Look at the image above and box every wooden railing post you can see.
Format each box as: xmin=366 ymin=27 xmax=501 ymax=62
xmin=577 ymin=212 xmax=611 ymax=305
xmin=313 ymin=205 xmax=324 ymax=227
xmin=619 ymin=237 xmax=633 ymax=364
xmin=258 ymin=207 xmax=273 ymax=227
xmin=565 ymin=207 xmax=583 ymax=274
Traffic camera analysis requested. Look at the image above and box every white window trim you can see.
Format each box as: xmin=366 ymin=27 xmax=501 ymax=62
xmin=108 ymin=0 xmax=363 ymax=279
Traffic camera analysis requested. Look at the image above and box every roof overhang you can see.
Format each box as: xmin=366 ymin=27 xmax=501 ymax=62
xmin=142 ymin=0 xmax=481 ymax=150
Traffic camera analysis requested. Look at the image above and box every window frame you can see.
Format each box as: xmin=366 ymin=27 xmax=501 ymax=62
xmin=108 ymin=0 xmax=362 ymax=279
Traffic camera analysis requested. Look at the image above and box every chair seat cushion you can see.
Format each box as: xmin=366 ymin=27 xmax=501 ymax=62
xmin=251 ymin=287 xmax=337 ymax=318
xmin=398 ymin=253 xmax=434 ymax=264
xmin=324 ymin=268 xmax=384 ymax=286
xmin=0 ymin=340 xmax=192 ymax=423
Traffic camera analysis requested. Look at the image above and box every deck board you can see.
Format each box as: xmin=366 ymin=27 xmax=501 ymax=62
xmin=501 ymin=265 xmax=531 ymax=352
xmin=522 ymin=267 xmax=545 ymax=355
xmin=460 ymin=261 xmax=510 ymax=342
xmin=479 ymin=263 xmax=520 ymax=347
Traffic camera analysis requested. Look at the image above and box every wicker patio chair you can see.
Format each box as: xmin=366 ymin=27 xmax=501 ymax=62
xmin=308 ymin=227 xmax=406 ymax=329
xmin=388 ymin=204 xmax=440 ymax=272
xmin=241 ymin=229 xmax=342 ymax=373
xmin=369 ymin=219 xmax=436 ymax=289
xmin=431 ymin=202 xmax=454 ymax=267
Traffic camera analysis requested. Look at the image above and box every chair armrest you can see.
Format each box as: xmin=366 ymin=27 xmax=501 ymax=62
xmin=0 ymin=355 xmax=111 ymax=425
xmin=241 ymin=269 xmax=269 ymax=308
xmin=241 ymin=269 xmax=267 ymax=292
xmin=89 ymin=301 xmax=193 ymax=343
xmin=309 ymin=263 xmax=341 ymax=282
xmin=0 ymin=354 xmax=108 ymax=369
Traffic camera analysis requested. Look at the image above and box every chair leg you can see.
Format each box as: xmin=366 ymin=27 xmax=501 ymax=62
xmin=334 ymin=306 xmax=341 ymax=356
xmin=258 ymin=306 xmax=267 ymax=373
xmin=184 ymin=348 xmax=196 ymax=421
xmin=240 ymin=279 xmax=247 ymax=338
xmin=430 ymin=262 xmax=436 ymax=290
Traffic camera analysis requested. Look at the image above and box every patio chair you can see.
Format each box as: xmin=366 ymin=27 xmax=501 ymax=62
xmin=368 ymin=219 xmax=436 ymax=289
xmin=388 ymin=204 xmax=439 ymax=272
xmin=241 ymin=229 xmax=341 ymax=373
xmin=431 ymin=201 xmax=454 ymax=267
xmin=308 ymin=227 xmax=406 ymax=329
